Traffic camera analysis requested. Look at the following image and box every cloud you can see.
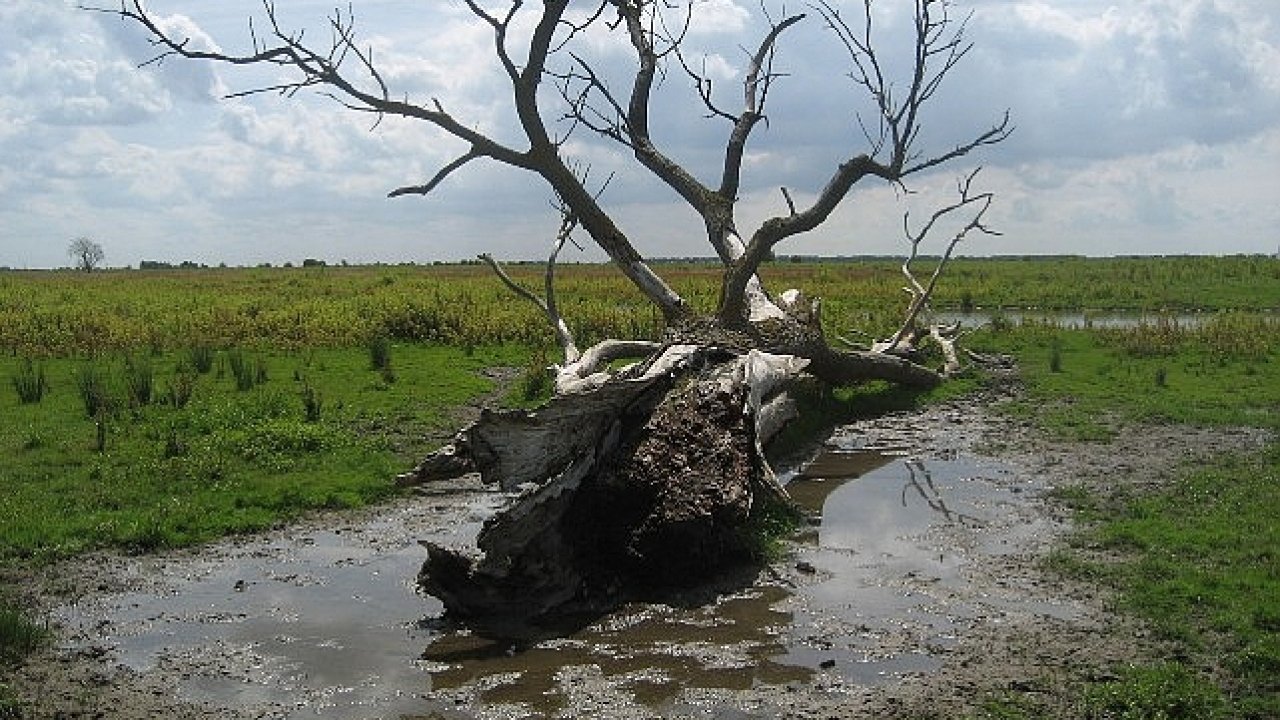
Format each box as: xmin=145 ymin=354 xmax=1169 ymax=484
xmin=94 ymin=6 xmax=224 ymax=105
xmin=0 ymin=1 xmax=173 ymax=126
xmin=959 ymin=0 xmax=1280 ymax=163
xmin=2 ymin=1 xmax=1278 ymax=270
xmin=687 ymin=0 xmax=752 ymax=36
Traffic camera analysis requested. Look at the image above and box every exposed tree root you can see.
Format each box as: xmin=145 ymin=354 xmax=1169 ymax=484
xmin=406 ymin=347 xmax=808 ymax=632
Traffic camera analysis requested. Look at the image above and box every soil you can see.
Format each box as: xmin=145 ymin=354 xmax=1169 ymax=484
xmin=5 ymin=374 xmax=1271 ymax=719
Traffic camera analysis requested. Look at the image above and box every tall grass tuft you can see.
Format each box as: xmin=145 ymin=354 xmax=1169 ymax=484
xmin=76 ymin=362 xmax=114 ymax=418
xmin=187 ymin=344 xmax=215 ymax=374
xmin=123 ymin=353 xmax=154 ymax=407
xmin=300 ymin=379 xmax=323 ymax=423
xmin=255 ymin=356 xmax=269 ymax=385
xmin=227 ymin=350 xmax=258 ymax=391
xmin=368 ymin=335 xmax=392 ymax=371
xmin=11 ymin=357 xmax=49 ymax=404
xmin=1048 ymin=340 xmax=1064 ymax=373
xmin=163 ymin=425 xmax=187 ymax=458
xmin=0 ymin=602 xmax=46 ymax=662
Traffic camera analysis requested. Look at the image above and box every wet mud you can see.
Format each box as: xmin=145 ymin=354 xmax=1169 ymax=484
xmin=11 ymin=388 xmax=1271 ymax=719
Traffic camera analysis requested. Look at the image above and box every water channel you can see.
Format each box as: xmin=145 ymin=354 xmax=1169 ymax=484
xmin=55 ymin=427 xmax=1072 ymax=718
xmin=933 ymin=309 xmax=1234 ymax=329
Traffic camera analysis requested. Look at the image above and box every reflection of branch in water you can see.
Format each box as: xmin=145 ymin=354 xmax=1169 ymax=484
xmin=901 ymin=459 xmax=982 ymax=526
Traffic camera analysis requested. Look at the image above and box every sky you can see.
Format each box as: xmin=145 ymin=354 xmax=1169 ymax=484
xmin=1 ymin=0 xmax=1278 ymax=269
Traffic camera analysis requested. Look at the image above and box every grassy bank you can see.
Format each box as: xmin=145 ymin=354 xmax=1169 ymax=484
xmin=0 ymin=344 xmax=531 ymax=563
xmin=971 ymin=316 xmax=1279 ymax=718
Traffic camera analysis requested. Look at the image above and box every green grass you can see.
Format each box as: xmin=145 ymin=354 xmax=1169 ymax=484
xmin=1083 ymin=663 xmax=1227 ymax=719
xmin=965 ymin=693 xmax=1049 ymax=720
xmin=988 ymin=314 xmax=1280 ymax=717
xmin=1 ymin=257 xmax=1274 ymax=358
xmin=975 ymin=314 xmax=1280 ymax=440
xmin=0 ymin=344 xmax=530 ymax=563
xmin=0 ymin=601 xmax=45 ymax=663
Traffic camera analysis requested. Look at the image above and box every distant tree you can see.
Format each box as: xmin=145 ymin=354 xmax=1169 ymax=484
xmin=68 ymin=237 xmax=105 ymax=272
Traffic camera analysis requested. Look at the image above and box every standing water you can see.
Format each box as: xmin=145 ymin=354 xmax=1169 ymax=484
xmin=54 ymin=426 xmax=1073 ymax=718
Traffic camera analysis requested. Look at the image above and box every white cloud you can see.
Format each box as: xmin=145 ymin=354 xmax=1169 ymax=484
xmin=963 ymin=0 xmax=1280 ymax=163
xmin=688 ymin=0 xmax=752 ymax=36
xmin=1 ymin=1 xmax=1278 ymax=269
xmin=0 ymin=1 xmax=172 ymax=127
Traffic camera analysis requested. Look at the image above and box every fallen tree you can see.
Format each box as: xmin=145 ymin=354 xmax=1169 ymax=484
xmin=107 ymin=0 xmax=1010 ymax=630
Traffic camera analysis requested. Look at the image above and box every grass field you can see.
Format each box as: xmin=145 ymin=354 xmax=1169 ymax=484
xmin=970 ymin=307 xmax=1279 ymax=718
xmin=0 ymin=344 xmax=531 ymax=562
xmin=2 ymin=255 xmax=1274 ymax=357
xmin=2 ymin=255 xmax=1278 ymax=716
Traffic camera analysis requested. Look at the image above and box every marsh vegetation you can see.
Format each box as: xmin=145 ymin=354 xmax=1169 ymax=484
xmin=1 ymin=255 xmax=1277 ymax=717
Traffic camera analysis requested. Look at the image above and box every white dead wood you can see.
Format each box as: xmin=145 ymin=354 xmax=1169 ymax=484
xmin=870 ymin=169 xmax=998 ymax=374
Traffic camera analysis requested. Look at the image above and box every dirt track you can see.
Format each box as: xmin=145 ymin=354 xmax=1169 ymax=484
xmin=7 ymin=380 xmax=1270 ymax=719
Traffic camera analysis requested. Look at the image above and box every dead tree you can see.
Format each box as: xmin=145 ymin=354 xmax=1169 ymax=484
xmin=103 ymin=0 xmax=1010 ymax=630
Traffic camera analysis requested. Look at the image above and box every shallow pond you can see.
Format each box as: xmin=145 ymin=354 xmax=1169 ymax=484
xmin=934 ymin=309 xmax=1226 ymax=329
xmin=55 ymin=432 xmax=1069 ymax=718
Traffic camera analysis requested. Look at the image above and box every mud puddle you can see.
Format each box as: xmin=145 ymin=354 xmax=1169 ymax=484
xmin=51 ymin=435 xmax=1067 ymax=718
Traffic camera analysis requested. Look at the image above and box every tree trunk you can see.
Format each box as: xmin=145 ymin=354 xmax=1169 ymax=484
xmin=408 ymin=347 xmax=808 ymax=634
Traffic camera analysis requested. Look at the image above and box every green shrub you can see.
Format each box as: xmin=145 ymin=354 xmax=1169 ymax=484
xmin=10 ymin=357 xmax=48 ymax=404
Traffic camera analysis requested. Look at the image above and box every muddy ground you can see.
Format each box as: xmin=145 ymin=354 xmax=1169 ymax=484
xmin=5 ymin=378 xmax=1271 ymax=719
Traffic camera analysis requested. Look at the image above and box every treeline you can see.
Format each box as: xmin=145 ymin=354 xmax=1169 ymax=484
xmin=137 ymin=259 xmax=330 ymax=270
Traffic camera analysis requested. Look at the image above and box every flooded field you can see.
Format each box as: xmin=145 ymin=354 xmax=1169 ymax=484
xmin=48 ymin=415 xmax=1077 ymax=719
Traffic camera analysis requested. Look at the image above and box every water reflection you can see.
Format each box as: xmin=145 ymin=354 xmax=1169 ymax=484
xmin=53 ymin=442 xmax=1055 ymax=717
xmin=776 ymin=447 xmax=1028 ymax=684
xmin=418 ymin=586 xmax=811 ymax=715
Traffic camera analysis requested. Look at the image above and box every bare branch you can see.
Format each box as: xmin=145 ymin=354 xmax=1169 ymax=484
xmin=460 ymin=0 xmax=522 ymax=84
xmin=478 ymin=251 xmax=581 ymax=365
xmin=93 ymin=0 xmax=532 ymax=170
xmin=881 ymin=167 xmax=998 ymax=353
xmin=780 ymin=187 xmax=797 ymax=216
xmin=388 ymin=149 xmax=482 ymax=198
xmin=720 ymin=0 xmax=1009 ymax=324
xmin=672 ymin=50 xmax=738 ymax=123
xmin=719 ymin=12 xmax=805 ymax=200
